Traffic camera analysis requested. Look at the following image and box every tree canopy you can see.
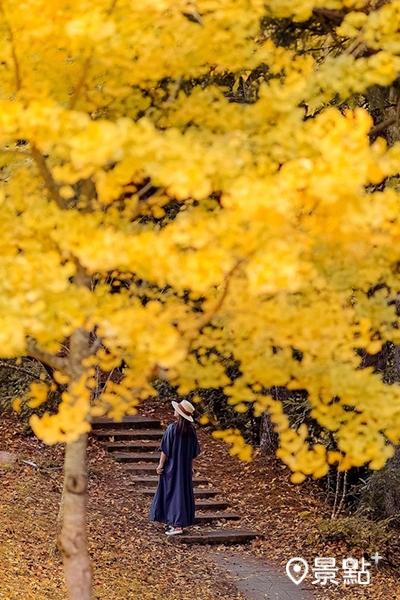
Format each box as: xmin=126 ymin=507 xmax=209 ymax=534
xmin=1 ymin=0 xmax=400 ymax=487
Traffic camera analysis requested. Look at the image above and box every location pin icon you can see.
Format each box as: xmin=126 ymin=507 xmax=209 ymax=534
xmin=286 ymin=558 xmax=309 ymax=585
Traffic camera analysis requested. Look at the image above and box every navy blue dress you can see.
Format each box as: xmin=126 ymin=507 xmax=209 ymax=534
xmin=150 ymin=423 xmax=201 ymax=528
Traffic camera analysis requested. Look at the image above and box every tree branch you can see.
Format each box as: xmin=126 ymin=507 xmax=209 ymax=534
xmin=345 ymin=38 xmax=368 ymax=58
xmin=369 ymin=116 xmax=396 ymax=137
xmin=195 ymin=259 xmax=245 ymax=334
xmin=69 ymin=55 xmax=92 ymax=110
xmin=81 ymin=177 xmax=97 ymax=207
xmin=31 ymin=146 xmax=67 ymax=209
xmin=315 ymin=12 xmax=342 ymax=48
xmin=312 ymin=8 xmax=346 ymax=22
xmin=0 ymin=359 xmax=48 ymax=382
xmin=26 ymin=339 xmax=69 ymax=372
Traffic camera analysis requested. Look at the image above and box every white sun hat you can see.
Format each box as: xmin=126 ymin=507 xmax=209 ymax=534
xmin=172 ymin=400 xmax=195 ymax=422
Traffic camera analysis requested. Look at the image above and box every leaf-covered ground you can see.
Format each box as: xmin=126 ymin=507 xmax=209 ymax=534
xmin=1 ymin=402 xmax=399 ymax=600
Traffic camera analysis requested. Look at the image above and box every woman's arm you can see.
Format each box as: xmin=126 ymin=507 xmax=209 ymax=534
xmin=156 ymin=451 xmax=167 ymax=475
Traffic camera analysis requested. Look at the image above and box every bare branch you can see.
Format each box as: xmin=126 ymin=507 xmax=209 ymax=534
xmin=312 ymin=7 xmax=346 ymax=22
xmin=0 ymin=359 xmax=49 ymax=382
xmin=369 ymin=116 xmax=397 ymax=137
xmin=336 ymin=470 xmax=348 ymax=517
xmin=31 ymin=146 xmax=67 ymax=209
xmin=137 ymin=181 xmax=154 ymax=199
xmin=196 ymin=259 xmax=245 ymax=334
xmin=26 ymin=339 xmax=69 ymax=372
xmin=315 ymin=12 xmax=342 ymax=48
xmin=331 ymin=470 xmax=341 ymax=519
xmin=346 ymin=39 xmax=368 ymax=58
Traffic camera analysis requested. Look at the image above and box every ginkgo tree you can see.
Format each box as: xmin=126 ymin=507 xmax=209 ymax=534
xmin=2 ymin=0 xmax=400 ymax=598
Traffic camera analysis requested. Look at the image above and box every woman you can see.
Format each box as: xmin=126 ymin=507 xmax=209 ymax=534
xmin=150 ymin=400 xmax=200 ymax=535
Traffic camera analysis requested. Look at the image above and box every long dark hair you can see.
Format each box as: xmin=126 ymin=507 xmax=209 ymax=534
xmin=176 ymin=415 xmax=195 ymax=437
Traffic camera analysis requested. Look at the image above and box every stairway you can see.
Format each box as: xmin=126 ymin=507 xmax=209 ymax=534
xmin=92 ymin=415 xmax=260 ymax=545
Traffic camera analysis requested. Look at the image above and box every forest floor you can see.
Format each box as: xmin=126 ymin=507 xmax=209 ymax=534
xmin=0 ymin=400 xmax=399 ymax=600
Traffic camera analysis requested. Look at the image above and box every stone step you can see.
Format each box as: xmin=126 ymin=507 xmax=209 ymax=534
xmin=138 ymin=488 xmax=222 ymax=498
xmin=194 ymin=512 xmax=240 ymax=524
xmin=175 ymin=530 xmax=260 ymax=545
xmin=128 ymin=476 xmax=210 ymax=488
xmin=91 ymin=416 xmax=161 ymax=430
xmin=122 ymin=464 xmax=158 ymax=475
xmin=195 ymin=500 xmax=230 ymax=511
xmin=93 ymin=429 xmax=163 ymax=441
xmin=114 ymin=452 xmax=159 ymax=463
xmin=106 ymin=441 xmax=160 ymax=452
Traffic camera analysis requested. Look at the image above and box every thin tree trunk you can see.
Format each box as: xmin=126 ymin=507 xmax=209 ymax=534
xmin=58 ymin=432 xmax=91 ymax=600
xmin=260 ymin=410 xmax=279 ymax=455
xmin=383 ymin=445 xmax=400 ymax=519
xmin=58 ymin=324 xmax=92 ymax=599
xmin=359 ymin=340 xmax=400 ymax=519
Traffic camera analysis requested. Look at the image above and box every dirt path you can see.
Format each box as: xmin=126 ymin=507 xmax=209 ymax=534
xmin=149 ymin=399 xmax=399 ymax=600
xmin=210 ymin=551 xmax=314 ymax=600
xmin=1 ymin=403 xmax=399 ymax=600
